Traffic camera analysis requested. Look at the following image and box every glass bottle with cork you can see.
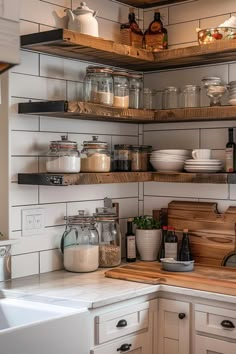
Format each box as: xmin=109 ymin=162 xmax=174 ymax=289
xmin=225 ymin=127 xmax=236 ymax=172
xmin=144 ymin=10 xmax=168 ymax=51
xmin=120 ymin=7 xmax=143 ymax=48
xmin=126 ymin=218 xmax=136 ymax=262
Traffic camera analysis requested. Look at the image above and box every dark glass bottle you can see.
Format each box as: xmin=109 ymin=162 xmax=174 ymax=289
xmin=126 ymin=218 xmax=136 ymax=262
xmin=225 ymin=127 xmax=236 ymax=172
xmin=158 ymin=225 xmax=167 ymax=261
xmin=120 ymin=8 xmax=143 ymax=48
xmin=164 ymin=226 xmax=178 ymax=260
xmin=144 ymin=11 xmax=168 ymax=51
xmin=179 ymin=229 xmax=192 ymax=261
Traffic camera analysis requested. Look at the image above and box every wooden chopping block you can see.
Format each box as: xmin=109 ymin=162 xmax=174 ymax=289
xmin=168 ymin=201 xmax=236 ymax=266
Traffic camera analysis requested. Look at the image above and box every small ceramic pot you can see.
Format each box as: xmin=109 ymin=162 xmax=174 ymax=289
xmin=136 ymin=229 xmax=162 ymax=261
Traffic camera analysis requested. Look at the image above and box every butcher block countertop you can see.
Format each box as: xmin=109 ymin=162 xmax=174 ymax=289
xmin=105 ymin=262 xmax=236 ymax=297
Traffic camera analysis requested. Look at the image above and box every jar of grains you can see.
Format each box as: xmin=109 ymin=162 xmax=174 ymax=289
xmin=80 ymin=136 xmax=111 ymax=172
xmin=83 ymin=66 xmax=114 ymax=106
xmin=128 ymin=73 xmax=143 ymax=109
xmin=113 ymin=144 xmax=132 ymax=171
xmin=112 ymin=70 xmax=129 ymax=108
xmin=131 ymin=145 xmax=152 ymax=171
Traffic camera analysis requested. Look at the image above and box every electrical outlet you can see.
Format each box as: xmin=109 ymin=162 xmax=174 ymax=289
xmin=22 ymin=208 xmax=45 ymax=236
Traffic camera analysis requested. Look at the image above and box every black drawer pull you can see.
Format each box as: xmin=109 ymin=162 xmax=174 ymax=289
xmin=117 ymin=344 xmax=132 ymax=352
xmin=116 ymin=319 xmax=128 ymax=328
xmin=178 ymin=313 xmax=186 ymax=320
xmin=221 ymin=320 xmax=235 ymax=329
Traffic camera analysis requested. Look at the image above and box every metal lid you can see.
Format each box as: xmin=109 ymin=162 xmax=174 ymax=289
xmin=65 ymin=210 xmax=95 ymax=225
xmin=114 ymin=144 xmax=132 ymax=150
xmin=94 ymin=207 xmax=117 ymax=221
xmin=83 ymin=136 xmax=108 ymax=149
xmin=182 ymin=85 xmax=200 ymax=91
xmin=112 ymin=70 xmax=129 ymax=77
xmin=86 ymin=66 xmax=113 ymax=74
xmin=164 ymin=86 xmax=179 ymax=92
xmin=50 ymin=135 xmax=78 ymax=150
xmin=128 ymin=73 xmax=143 ymax=79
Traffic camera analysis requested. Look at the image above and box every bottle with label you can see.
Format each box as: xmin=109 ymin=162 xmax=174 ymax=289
xmin=164 ymin=226 xmax=178 ymax=260
xmin=144 ymin=10 xmax=168 ymax=51
xmin=179 ymin=229 xmax=192 ymax=261
xmin=158 ymin=225 xmax=167 ymax=261
xmin=126 ymin=218 xmax=136 ymax=262
xmin=225 ymin=127 xmax=236 ymax=172
xmin=120 ymin=8 xmax=143 ymax=48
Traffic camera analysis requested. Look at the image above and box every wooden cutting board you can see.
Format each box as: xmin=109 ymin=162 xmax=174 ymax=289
xmin=168 ymin=201 xmax=236 ymax=266
xmin=105 ymin=262 xmax=236 ymax=296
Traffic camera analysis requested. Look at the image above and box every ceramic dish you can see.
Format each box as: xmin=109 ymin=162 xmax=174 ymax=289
xmin=198 ymin=27 xmax=236 ymax=44
xmin=160 ymin=258 xmax=195 ymax=272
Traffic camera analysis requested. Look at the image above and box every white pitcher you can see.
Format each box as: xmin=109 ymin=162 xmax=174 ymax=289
xmin=65 ymin=2 xmax=99 ymax=37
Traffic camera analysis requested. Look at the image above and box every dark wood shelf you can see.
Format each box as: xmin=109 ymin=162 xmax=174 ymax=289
xmin=18 ymin=172 xmax=236 ymax=186
xmin=18 ymin=100 xmax=236 ymax=124
xmin=118 ymin=0 xmax=189 ymax=8
xmin=20 ymin=29 xmax=236 ymax=71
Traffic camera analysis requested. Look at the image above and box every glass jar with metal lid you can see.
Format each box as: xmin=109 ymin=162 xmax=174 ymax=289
xmin=83 ymin=66 xmax=114 ymax=106
xmin=46 ymin=135 xmax=80 ymax=173
xmin=61 ymin=210 xmax=99 ymax=273
xmin=128 ymin=73 xmax=143 ymax=109
xmin=113 ymin=144 xmax=132 ymax=171
xmin=162 ymin=86 xmax=179 ymax=109
xmin=131 ymin=145 xmax=152 ymax=171
xmin=180 ymin=85 xmax=200 ymax=108
xmin=80 ymin=135 xmax=111 ymax=172
xmin=112 ymin=70 xmax=129 ymax=108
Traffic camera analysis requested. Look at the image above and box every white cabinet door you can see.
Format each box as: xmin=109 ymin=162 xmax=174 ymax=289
xmin=158 ymin=298 xmax=190 ymax=354
xmin=195 ymin=335 xmax=236 ymax=354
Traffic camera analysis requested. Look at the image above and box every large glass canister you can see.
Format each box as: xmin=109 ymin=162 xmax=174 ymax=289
xmin=46 ymin=135 xmax=80 ymax=173
xmin=180 ymin=85 xmax=200 ymax=108
xmin=83 ymin=66 xmax=114 ymax=106
xmin=128 ymin=73 xmax=143 ymax=109
xmin=112 ymin=70 xmax=129 ymax=108
xmin=61 ymin=210 xmax=99 ymax=273
xmin=80 ymin=135 xmax=111 ymax=172
xmin=94 ymin=208 xmax=121 ymax=268
xmin=113 ymin=144 xmax=132 ymax=171
xmin=162 ymin=86 xmax=179 ymax=109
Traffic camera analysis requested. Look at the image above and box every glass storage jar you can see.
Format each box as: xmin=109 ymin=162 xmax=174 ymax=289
xmin=80 ymin=135 xmax=111 ymax=172
xmin=180 ymin=85 xmax=200 ymax=108
xmin=83 ymin=66 xmax=114 ymax=106
xmin=112 ymin=70 xmax=129 ymax=108
xmin=162 ymin=86 xmax=179 ymax=109
xmin=61 ymin=210 xmax=99 ymax=273
xmin=46 ymin=135 xmax=80 ymax=173
xmin=94 ymin=208 xmax=121 ymax=268
xmin=131 ymin=145 xmax=151 ymax=171
xmin=128 ymin=73 xmax=143 ymax=109
xmin=143 ymin=88 xmax=154 ymax=109
xmin=113 ymin=144 xmax=132 ymax=171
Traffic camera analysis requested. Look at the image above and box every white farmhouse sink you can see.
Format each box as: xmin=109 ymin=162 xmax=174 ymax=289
xmin=0 ymin=298 xmax=90 ymax=354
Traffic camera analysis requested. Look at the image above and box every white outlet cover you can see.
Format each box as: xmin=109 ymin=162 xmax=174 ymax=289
xmin=22 ymin=208 xmax=45 ymax=236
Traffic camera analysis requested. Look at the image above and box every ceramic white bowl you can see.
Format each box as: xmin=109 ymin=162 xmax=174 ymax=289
xmin=153 ymin=149 xmax=190 ymax=157
xmin=229 ymin=98 xmax=236 ymax=105
xmin=150 ymin=159 xmax=185 ymax=171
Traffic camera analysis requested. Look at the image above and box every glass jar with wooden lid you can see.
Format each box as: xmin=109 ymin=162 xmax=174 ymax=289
xmin=112 ymin=70 xmax=129 ymax=108
xmin=84 ymin=66 xmax=114 ymax=106
xmin=80 ymin=135 xmax=111 ymax=172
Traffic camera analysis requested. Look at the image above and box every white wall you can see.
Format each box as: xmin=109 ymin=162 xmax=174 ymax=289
xmin=7 ymin=0 xmax=236 ymax=279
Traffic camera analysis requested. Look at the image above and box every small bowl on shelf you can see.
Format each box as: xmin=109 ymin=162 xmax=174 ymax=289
xmin=198 ymin=27 xmax=236 ymax=45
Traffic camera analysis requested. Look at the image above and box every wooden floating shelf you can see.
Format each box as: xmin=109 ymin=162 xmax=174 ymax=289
xmin=117 ymin=0 xmax=189 ymax=8
xmin=18 ymin=172 xmax=236 ymax=186
xmin=18 ymin=100 xmax=236 ymax=124
xmin=20 ymin=29 xmax=236 ymax=71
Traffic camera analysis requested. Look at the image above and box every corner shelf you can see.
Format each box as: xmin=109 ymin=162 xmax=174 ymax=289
xmin=18 ymin=172 xmax=236 ymax=186
xmin=20 ymin=29 xmax=236 ymax=71
xmin=118 ymin=0 xmax=189 ymax=8
xmin=18 ymin=100 xmax=236 ymax=124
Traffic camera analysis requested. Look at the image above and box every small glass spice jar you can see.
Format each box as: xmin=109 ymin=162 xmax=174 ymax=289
xmin=113 ymin=71 xmax=129 ymax=108
xmin=46 ymin=135 xmax=80 ymax=173
xmin=131 ymin=145 xmax=152 ymax=171
xmin=162 ymin=86 xmax=179 ymax=109
xmin=83 ymin=66 xmax=114 ymax=106
xmin=81 ymin=136 xmax=111 ymax=172
xmin=113 ymin=144 xmax=132 ymax=171
xmin=180 ymin=85 xmax=200 ymax=108
xmin=128 ymin=73 xmax=143 ymax=109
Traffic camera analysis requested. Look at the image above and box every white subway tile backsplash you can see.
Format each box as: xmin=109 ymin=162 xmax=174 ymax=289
xmin=13 ymin=51 xmax=39 ymax=76
xmin=200 ymin=14 xmax=230 ymax=29
xmin=67 ymin=81 xmax=84 ymax=101
xmin=12 ymin=253 xmax=39 ymax=279
xmin=40 ymin=249 xmax=63 ymax=273
xmin=200 ymin=128 xmax=228 ymax=149
xmin=144 ymin=196 xmax=189 ymax=215
xmin=20 ymin=20 xmax=39 ymax=35
xmin=10 ymin=97 xmax=39 ymax=132
xmin=167 ymin=20 xmax=199 ymax=46
xmin=112 ymin=135 xmax=138 ymax=148
xmin=11 ymin=156 xmax=38 ymax=182
xmin=11 ymin=183 xmax=39 ymax=206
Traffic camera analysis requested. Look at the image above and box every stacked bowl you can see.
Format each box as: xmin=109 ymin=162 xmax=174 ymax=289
xmin=150 ymin=150 xmax=190 ymax=172
xmin=228 ymin=81 xmax=236 ymax=105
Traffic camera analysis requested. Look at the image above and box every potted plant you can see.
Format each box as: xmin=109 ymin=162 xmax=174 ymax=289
xmin=133 ymin=215 xmax=161 ymax=261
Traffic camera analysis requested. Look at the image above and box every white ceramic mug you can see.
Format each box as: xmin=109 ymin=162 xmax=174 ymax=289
xmin=192 ymin=149 xmax=212 ymax=160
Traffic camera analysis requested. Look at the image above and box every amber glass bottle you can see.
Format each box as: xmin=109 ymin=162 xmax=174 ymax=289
xmin=144 ymin=11 xmax=168 ymax=51
xmin=120 ymin=8 xmax=143 ymax=48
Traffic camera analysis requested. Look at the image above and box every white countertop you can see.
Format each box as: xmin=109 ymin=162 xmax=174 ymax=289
xmin=1 ymin=267 xmax=236 ymax=309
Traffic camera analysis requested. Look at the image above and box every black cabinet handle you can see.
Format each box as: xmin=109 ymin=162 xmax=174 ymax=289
xmin=116 ymin=319 xmax=128 ymax=328
xmin=117 ymin=344 xmax=132 ymax=352
xmin=221 ymin=320 xmax=235 ymax=329
xmin=178 ymin=313 xmax=186 ymax=320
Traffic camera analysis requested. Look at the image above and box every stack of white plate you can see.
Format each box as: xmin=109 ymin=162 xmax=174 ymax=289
xmin=228 ymin=81 xmax=236 ymax=106
xmin=184 ymin=159 xmax=223 ymax=173
xmin=150 ymin=149 xmax=190 ymax=172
